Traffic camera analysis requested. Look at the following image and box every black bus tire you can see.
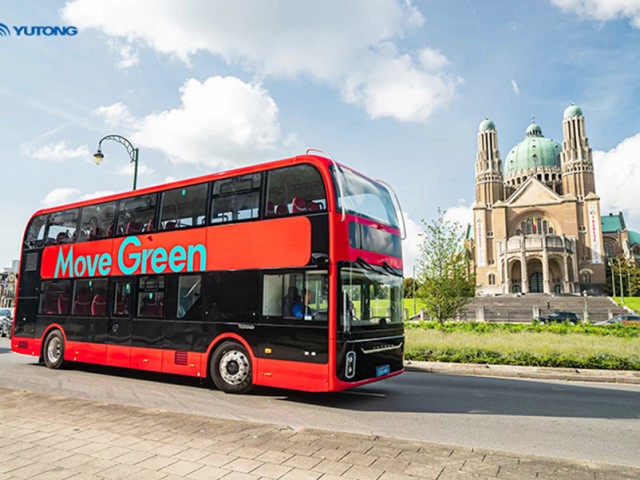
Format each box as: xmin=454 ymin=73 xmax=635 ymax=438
xmin=210 ymin=341 xmax=253 ymax=394
xmin=43 ymin=330 xmax=66 ymax=369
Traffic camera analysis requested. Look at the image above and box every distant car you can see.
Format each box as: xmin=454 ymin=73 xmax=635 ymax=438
xmin=535 ymin=311 xmax=579 ymax=325
xmin=0 ymin=308 xmax=12 ymax=338
xmin=593 ymin=314 xmax=640 ymax=326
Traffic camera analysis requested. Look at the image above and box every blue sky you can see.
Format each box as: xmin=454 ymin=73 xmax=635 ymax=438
xmin=1 ymin=0 xmax=640 ymax=274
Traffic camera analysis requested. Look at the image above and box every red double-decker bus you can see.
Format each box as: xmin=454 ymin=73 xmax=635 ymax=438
xmin=12 ymin=151 xmax=404 ymax=393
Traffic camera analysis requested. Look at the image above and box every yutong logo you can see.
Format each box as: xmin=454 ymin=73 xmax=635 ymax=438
xmin=0 ymin=21 xmax=78 ymax=37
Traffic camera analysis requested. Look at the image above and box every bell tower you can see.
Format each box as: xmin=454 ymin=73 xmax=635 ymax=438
xmin=561 ymin=104 xmax=596 ymax=197
xmin=475 ymin=118 xmax=504 ymax=206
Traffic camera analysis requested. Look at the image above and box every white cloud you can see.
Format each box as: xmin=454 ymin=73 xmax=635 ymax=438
xmin=20 ymin=141 xmax=90 ymax=161
xmin=511 ymin=79 xmax=520 ymax=96
xmin=41 ymin=187 xmax=81 ymax=207
xmin=116 ymin=164 xmax=154 ymax=176
xmin=95 ymin=102 xmax=136 ymax=129
xmin=402 ymin=212 xmax=423 ymax=276
xmin=62 ymin=0 xmax=460 ymax=122
xmin=551 ymin=0 xmax=640 ymax=28
xmin=80 ymin=190 xmax=117 ymax=201
xmin=109 ymin=40 xmax=140 ymax=69
xmin=41 ymin=188 xmax=117 ymax=207
xmin=341 ymin=45 xmax=461 ymax=122
xmin=593 ymin=132 xmax=640 ymax=220
xmin=96 ymin=76 xmax=291 ymax=169
xmin=444 ymin=201 xmax=473 ymax=231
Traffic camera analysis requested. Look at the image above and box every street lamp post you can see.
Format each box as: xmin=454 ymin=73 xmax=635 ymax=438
xmin=609 ymin=259 xmax=616 ymax=298
xmin=619 ymin=259 xmax=625 ymax=304
xmin=93 ymin=135 xmax=140 ymax=190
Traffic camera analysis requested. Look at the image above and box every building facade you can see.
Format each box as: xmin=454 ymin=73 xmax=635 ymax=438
xmin=471 ymin=105 xmax=610 ymax=295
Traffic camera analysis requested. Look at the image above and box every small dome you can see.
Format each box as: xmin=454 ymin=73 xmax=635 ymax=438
xmin=505 ymin=122 xmax=561 ymax=177
xmin=479 ymin=118 xmax=495 ymax=132
xmin=526 ymin=122 xmax=543 ymax=137
xmin=564 ymin=103 xmax=583 ymax=119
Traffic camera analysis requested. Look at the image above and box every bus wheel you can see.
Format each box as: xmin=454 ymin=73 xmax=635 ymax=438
xmin=210 ymin=341 xmax=252 ymax=394
xmin=43 ymin=330 xmax=66 ymax=369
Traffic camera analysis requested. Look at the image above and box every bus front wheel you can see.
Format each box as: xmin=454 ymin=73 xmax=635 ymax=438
xmin=210 ymin=341 xmax=252 ymax=394
xmin=43 ymin=330 xmax=66 ymax=369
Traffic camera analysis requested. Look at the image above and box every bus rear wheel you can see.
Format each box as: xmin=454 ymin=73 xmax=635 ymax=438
xmin=43 ymin=330 xmax=66 ymax=369
xmin=210 ymin=341 xmax=252 ymax=394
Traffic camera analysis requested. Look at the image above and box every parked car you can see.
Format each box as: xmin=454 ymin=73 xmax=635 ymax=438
xmin=593 ymin=314 xmax=640 ymax=326
xmin=535 ymin=311 xmax=579 ymax=325
xmin=0 ymin=308 xmax=12 ymax=338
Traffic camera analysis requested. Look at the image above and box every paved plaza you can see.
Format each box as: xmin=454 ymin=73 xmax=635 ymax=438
xmin=0 ymin=387 xmax=638 ymax=480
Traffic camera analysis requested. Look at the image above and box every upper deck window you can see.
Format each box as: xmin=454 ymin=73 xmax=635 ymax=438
xmin=266 ymin=165 xmax=326 ymax=217
xmin=116 ymin=194 xmax=157 ymax=236
xmin=46 ymin=209 xmax=79 ymax=245
xmin=79 ymin=201 xmax=116 ymax=241
xmin=24 ymin=215 xmax=47 ymax=250
xmin=211 ymin=174 xmax=262 ymax=224
xmin=160 ymin=183 xmax=208 ymax=230
xmin=335 ymin=167 xmax=398 ymax=229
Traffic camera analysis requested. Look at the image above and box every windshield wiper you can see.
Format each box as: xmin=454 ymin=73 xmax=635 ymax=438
xmin=381 ymin=261 xmax=403 ymax=277
xmin=356 ymin=256 xmax=376 ymax=272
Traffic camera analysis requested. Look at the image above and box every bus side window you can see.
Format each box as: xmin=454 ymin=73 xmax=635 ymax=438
xmin=177 ymin=275 xmax=202 ymax=318
xmin=46 ymin=209 xmax=79 ymax=245
xmin=137 ymin=276 xmax=164 ymax=318
xmin=266 ymin=165 xmax=327 ymax=217
xmin=117 ymin=194 xmax=157 ymax=236
xmin=79 ymin=202 xmax=116 ymax=242
xmin=24 ymin=215 xmax=47 ymax=249
xmin=211 ymin=174 xmax=262 ymax=224
xmin=159 ymin=184 xmax=207 ymax=231
xmin=39 ymin=280 xmax=71 ymax=315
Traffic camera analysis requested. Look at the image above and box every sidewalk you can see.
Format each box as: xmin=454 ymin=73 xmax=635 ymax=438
xmin=0 ymin=388 xmax=638 ymax=480
xmin=405 ymin=360 xmax=640 ymax=384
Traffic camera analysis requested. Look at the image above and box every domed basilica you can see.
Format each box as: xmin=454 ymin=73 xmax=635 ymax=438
xmin=470 ymin=105 xmax=639 ymax=295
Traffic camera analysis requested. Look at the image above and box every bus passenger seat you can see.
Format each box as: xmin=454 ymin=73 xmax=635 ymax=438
xmin=74 ymin=293 xmax=92 ymax=316
xmin=126 ymin=221 xmax=142 ymax=235
xmin=292 ymin=197 xmax=307 ymax=213
xmin=91 ymin=293 xmax=107 ymax=316
xmin=143 ymin=219 xmax=154 ymax=232
xmin=275 ymin=204 xmax=288 ymax=216
xmin=265 ymin=201 xmax=276 ymax=217
xmin=164 ymin=221 xmax=176 ymax=230
xmin=307 ymin=201 xmax=321 ymax=211
xmin=56 ymin=232 xmax=70 ymax=244
xmin=58 ymin=293 xmax=70 ymax=315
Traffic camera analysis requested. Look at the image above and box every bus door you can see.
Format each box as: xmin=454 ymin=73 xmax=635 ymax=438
xmin=106 ymin=279 xmax=133 ymax=368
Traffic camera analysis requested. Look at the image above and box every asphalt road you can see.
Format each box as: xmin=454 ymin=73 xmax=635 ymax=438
xmin=1 ymin=337 xmax=639 ymax=468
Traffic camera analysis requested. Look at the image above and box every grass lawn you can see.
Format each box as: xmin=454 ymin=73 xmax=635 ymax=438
xmin=406 ymin=329 xmax=640 ymax=358
xmin=612 ymin=296 xmax=640 ymax=313
xmin=405 ymin=324 xmax=640 ymax=369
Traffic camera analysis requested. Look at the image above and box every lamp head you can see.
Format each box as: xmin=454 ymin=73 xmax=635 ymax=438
xmin=93 ymin=149 xmax=104 ymax=165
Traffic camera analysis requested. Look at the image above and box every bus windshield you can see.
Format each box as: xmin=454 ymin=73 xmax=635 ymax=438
xmin=340 ymin=266 xmax=403 ymax=329
xmin=335 ymin=167 xmax=399 ymax=229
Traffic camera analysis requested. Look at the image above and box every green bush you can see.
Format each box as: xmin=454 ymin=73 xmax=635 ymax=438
xmin=404 ymin=320 xmax=640 ymax=339
xmin=404 ymin=347 xmax=640 ymax=370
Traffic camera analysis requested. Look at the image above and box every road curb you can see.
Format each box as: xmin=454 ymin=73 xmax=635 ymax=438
xmin=404 ymin=360 xmax=640 ymax=384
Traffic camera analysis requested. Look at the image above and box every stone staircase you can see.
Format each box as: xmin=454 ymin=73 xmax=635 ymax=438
xmin=461 ymin=294 xmax=630 ymax=323
xmin=410 ymin=294 xmax=631 ymax=323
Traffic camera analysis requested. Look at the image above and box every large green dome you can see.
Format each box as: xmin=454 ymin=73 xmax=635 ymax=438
xmin=504 ymin=122 xmax=561 ymax=176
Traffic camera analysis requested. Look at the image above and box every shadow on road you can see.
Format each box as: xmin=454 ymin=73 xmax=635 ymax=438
xmin=40 ymin=361 xmax=640 ymax=421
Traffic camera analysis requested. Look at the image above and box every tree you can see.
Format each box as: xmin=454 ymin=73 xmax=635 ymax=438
xmin=416 ymin=209 xmax=475 ymax=322
xmin=403 ymin=277 xmax=416 ymax=298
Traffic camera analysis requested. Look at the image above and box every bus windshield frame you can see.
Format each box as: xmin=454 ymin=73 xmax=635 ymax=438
xmin=332 ymin=166 xmax=399 ymax=229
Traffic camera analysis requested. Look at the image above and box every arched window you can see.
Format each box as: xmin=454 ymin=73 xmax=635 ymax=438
xmin=604 ymin=243 xmax=615 ymax=257
xmin=581 ymin=272 xmax=592 ymax=284
xmin=520 ymin=216 xmax=555 ymax=236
